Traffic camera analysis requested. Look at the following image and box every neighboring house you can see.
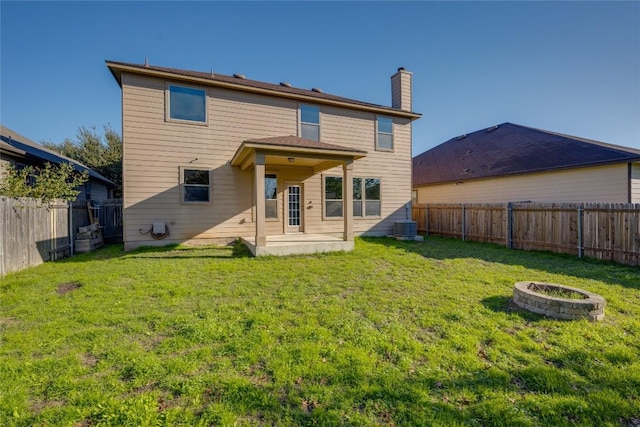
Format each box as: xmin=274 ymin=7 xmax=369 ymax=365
xmin=0 ymin=125 xmax=115 ymax=200
xmin=413 ymin=122 xmax=640 ymax=204
xmin=106 ymin=61 xmax=421 ymax=254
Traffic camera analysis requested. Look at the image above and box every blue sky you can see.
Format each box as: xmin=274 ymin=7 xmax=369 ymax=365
xmin=1 ymin=1 xmax=638 ymax=155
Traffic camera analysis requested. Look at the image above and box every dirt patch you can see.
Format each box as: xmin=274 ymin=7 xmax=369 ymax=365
xmin=57 ymin=282 xmax=82 ymax=295
xmin=0 ymin=317 xmax=19 ymax=327
xmin=82 ymin=353 xmax=99 ymax=367
xmin=30 ymin=399 xmax=65 ymax=414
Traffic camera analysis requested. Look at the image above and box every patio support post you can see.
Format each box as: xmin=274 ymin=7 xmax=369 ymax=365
xmin=255 ymin=152 xmax=267 ymax=247
xmin=343 ymin=160 xmax=354 ymax=242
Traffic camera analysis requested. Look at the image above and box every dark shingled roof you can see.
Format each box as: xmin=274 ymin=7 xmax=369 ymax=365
xmin=0 ymin=125 xmax=114 ymax=187
xmin=106 ymin=60 xmax=421 ymax=119
xmin=413 ymin=123 xmax=640 ymax=186
xmin=244 ymin=135 xmax=367 ymax=154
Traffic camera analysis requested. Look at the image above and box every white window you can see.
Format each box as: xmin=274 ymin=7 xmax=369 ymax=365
xmin=353 ymin=177 xmax=381 ymax=217
xmin=181 ymin=167 xmax=210 ymax=203
xmin=167 ymin=84 xmax=207 ymax=124
xmin=265 ymin=174 xmax=278 ymax=219
xmin=324 ymin=176 xmax=343 ymax=217
xmin=325 ymin=176 xmax=381 ymax=218
xmin=300 ymin=104 xmax=320 ymax=141
xmin=376 ymin=116 xmax=393 ymax=151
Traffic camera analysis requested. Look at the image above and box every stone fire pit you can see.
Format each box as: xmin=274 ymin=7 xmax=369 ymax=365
xmin=513 ymin=281 xmax=606 ymax=321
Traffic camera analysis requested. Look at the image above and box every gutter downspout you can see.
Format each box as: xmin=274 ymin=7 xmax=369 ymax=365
xmin=628 ymin=163 xmax=632 ymax=204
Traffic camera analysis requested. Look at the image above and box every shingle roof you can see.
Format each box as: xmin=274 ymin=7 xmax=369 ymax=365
xmin=245 ymin=135 xmax=367 ymax=154
xmin=413 ymin=122 xmax=640 ymax=186
xmin=0 ymin=125 xmax=114 ymax=187
xmin=106 ymin=60 xmax=421 ymax=119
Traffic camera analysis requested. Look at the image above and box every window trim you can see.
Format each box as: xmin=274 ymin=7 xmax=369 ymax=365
xmin=375 ymin=116 xmax=394 ymax=152
xmin=322 ymin=175 xmax=343 ymax=220
xmin=179 ymin=166 xmax=211 ymax=204
xmin=299 ymin=103 xmax=321 ymax=141
xmin=265 ymin=173 xmax=279 ymax=221
xmin=323 ymin=175 xmax=382 ymax=220
xmin=16 ymin=162 xmax=37 ymax=187
xmin=353 ymin=177 xmax=381 ymax=218
xmin=362 ymin=177 xmax=381 ymax=218
xmin=166 ymin=82 xmax=208 ymax=125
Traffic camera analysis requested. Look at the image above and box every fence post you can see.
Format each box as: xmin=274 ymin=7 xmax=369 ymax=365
xmin=68 ymin=201 xmax=74 ymax=255
xmin=425 ymin=205 xmax=429 ymax=236
xmin=461 ymin=204 xmax=466 ymax=241
xmin=507 ymin=202 xmax=513 ymax=249
xmin=577 ymin=204 xmax=584 ymax=258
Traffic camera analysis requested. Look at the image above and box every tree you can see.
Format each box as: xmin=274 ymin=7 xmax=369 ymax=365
xmin=0 ymin=162 xmax=89 ymax=202
xmin=43 ymin=125 xmax=123 ymax=197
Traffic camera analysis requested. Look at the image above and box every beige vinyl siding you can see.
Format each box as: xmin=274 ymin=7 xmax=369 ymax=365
xmin=121 ymin=72 xmax=413 ymax=248
xmin=415 ymin=163 xmax=630 ymax=204
xmin=631 ymin=162 xmax=640 ymax=203
xmin=309 ymin=107 xmax=412 ymax=235
xmin=122 ymin=73 xmax=298 ymax=247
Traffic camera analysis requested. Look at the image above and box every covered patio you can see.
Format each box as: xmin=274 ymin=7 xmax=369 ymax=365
xmin=231 ymin=135 xmax=366 ymax=256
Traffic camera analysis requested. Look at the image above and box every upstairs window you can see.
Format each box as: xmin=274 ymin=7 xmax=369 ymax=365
xmin=300 ymin=104 xmax=320 ymax=141
xmin=182 ymin=168 xmax=210 ymax=203
xmin=376 ymin=116 xmax=393 ymax=151
xmin=265 ymin=174 xmax=278 ymax=219
xmin=168 ymin=84 xmax=207 ymax=123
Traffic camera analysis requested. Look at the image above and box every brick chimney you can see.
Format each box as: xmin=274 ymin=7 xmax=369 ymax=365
xmin=391 ymin=67 xmax=412 ymax=111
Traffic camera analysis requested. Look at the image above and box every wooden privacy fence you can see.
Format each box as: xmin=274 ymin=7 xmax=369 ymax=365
xmin=1 ymin=197 xmax=123 ymax=276
xmin=71 ymin=199 xmax=123 ymax=244
xmin=413 ymin=202 xmax=640 ymax=266
xmin=0 ymin=197 xmax=70 ymax=276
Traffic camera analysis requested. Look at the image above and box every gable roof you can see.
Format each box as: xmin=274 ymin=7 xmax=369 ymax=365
xmin=106 ymin=60 xmax=421 ymax=120
xmin=0 ymin=125 xmax=114 ymax=187
xmin=413 ymin=122 xmax=640 ymax=186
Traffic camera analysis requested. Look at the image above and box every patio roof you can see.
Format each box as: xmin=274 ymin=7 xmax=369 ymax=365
xmin=231 ymin=135 xmax=367 ymax=172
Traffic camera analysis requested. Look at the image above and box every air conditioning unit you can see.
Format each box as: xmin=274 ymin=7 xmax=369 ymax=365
xmin=394 ymin=220 xmax=417 ymax=238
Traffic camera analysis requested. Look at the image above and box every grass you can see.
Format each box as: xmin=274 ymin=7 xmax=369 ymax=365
xmin=1 ymin=236 xmax=639 ymax=426
xmin=526 ymin=283 xmax=589 ymax=300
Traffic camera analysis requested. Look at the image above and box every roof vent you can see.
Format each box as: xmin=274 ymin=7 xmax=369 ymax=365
xmin=280 ymin=82 xmax=292 ymax=87
xmin=465 ymin=150 xmax=472 ymax=155
xmin=144 ymin=57 xmax=149 ymax=67
xmin=456 ymin=134 xmax=467 ymax=141
xmin=398 ymin=67 xmax=405 ymax=72
xmin=311 ymin=87 xmax=323 ymax=93
xmin=233 ymin=73 xmax=246 ymax=79
xmin=461 ymin=168 xmax=470 ymax=175
xmin=486 ymin=125 xmax=499 ymax=133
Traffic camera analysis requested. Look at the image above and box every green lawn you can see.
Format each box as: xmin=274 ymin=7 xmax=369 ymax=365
xmin=1 ymin=237 xmax=639 ymax=426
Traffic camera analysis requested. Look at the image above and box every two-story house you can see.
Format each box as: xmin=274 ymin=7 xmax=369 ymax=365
xmin=106 ymin=61 xmax=420 ymax=255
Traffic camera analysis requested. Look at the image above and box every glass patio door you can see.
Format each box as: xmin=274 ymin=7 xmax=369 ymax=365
xmin=286 ymin=184 xmax=302 ymax=233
